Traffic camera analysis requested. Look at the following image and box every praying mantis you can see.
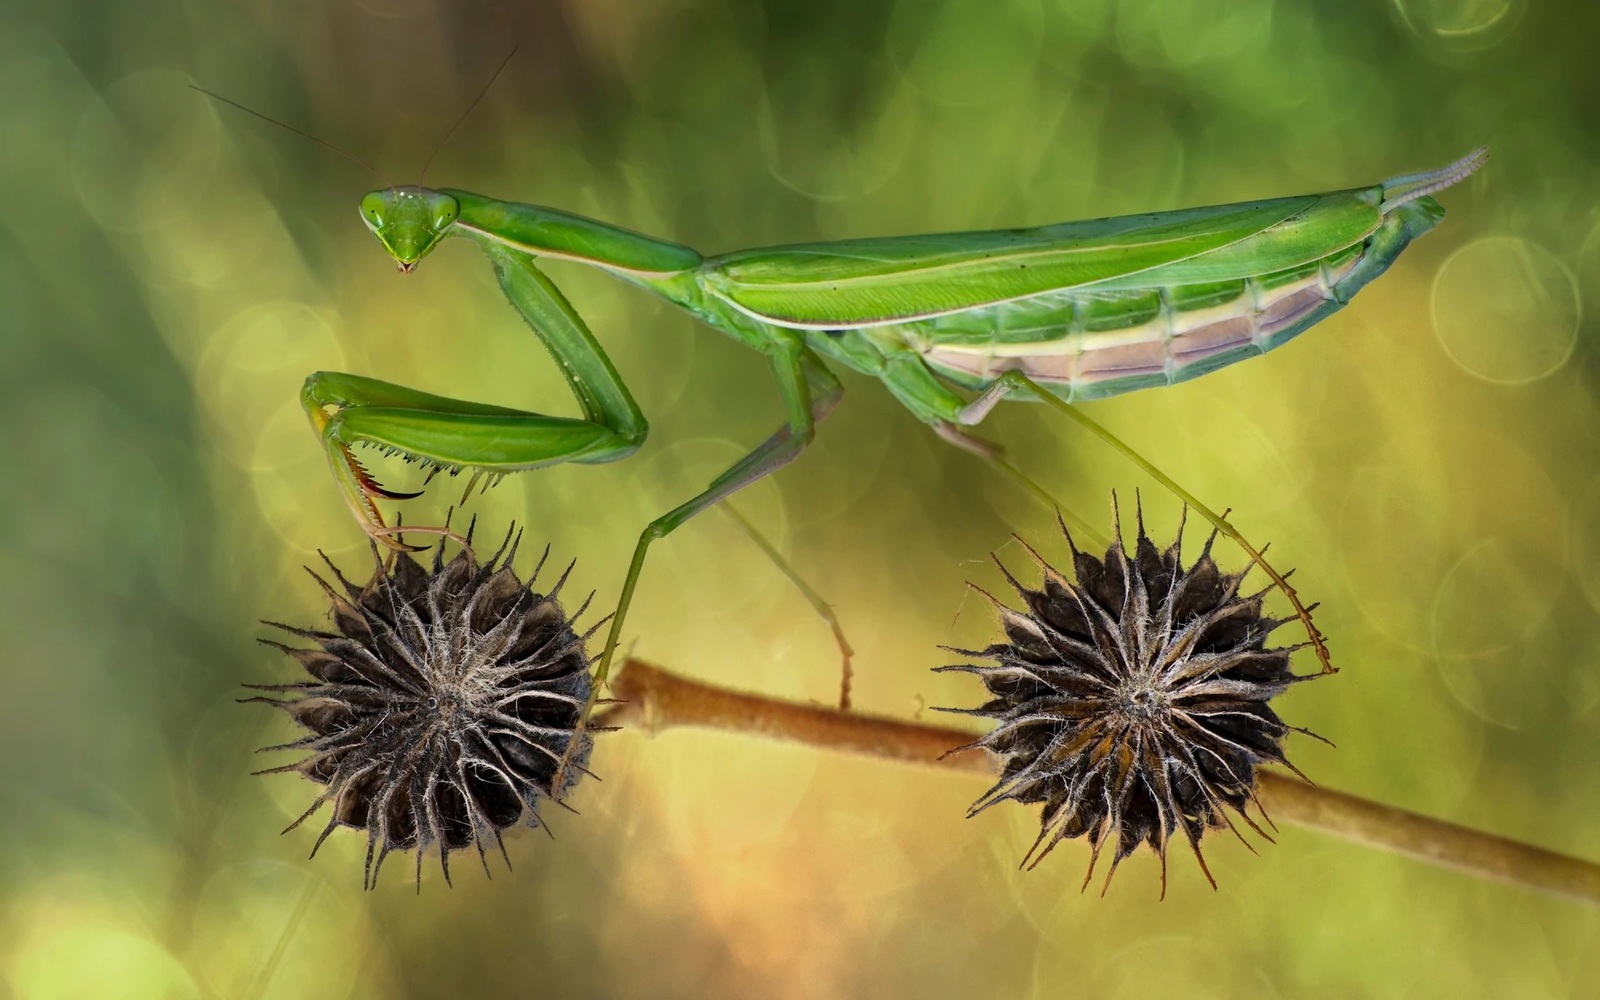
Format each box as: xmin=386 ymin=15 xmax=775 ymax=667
xmin=331 ymin=145 xmax=1482 ymax=731
xmin=199 ymin=82 xmax=1484 ymax=782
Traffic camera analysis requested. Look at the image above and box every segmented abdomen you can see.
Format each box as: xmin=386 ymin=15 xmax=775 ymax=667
xmin=904 ymin=240 xmax=1369 ymax=399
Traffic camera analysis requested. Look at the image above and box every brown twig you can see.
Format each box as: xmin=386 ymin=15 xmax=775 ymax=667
xmin=600 ymin=659 xmax=1600 ymax=906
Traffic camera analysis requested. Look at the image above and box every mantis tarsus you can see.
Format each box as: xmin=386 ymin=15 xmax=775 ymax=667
xmin=199 ymin=86 xmax=1483 ymax=789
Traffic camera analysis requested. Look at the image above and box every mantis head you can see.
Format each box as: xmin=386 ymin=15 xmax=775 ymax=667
xmin=359 ymin=187 xmax=460 ymax=272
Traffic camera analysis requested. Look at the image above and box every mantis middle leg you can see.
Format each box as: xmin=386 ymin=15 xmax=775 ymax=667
xmin=576 ymin=337 xmax=843 ymax=735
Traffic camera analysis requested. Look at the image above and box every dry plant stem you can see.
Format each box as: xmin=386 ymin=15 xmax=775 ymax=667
xmin=601 ymin=659 xmax=1600 ymax=907
xmin=1256 ymin=779 xmax=1600 ymax=905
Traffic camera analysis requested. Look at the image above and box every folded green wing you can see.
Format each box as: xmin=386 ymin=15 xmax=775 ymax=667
xmin=701 ymin=190 xmax=1383 ymax=328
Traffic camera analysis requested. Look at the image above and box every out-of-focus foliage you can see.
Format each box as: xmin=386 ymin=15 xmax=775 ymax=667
xmin=1 ymin=0 xmax=1596 ymax=996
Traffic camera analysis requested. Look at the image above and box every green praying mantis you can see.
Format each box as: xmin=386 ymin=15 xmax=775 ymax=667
xmin=198 ymin=84 xmax=1484 ymax=789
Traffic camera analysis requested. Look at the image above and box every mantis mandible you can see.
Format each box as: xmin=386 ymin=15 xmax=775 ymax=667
xmin=198 ymin=84 xmax=1483 ymax=783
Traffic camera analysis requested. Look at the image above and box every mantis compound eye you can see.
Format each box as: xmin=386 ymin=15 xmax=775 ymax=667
xmin=430 ymin=197 xmax=459 ymax=231
xmin=359 ymin=192 xmax=387 ymax=230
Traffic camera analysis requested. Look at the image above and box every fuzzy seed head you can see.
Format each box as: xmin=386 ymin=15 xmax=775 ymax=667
xmin=943 ymin=504 xmax=1322 ymax=894
xmin=249 ymin=527 xmax=595 ymax=889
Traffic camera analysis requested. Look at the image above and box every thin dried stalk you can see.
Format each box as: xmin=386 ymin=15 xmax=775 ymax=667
xmin=600 ymin=659 xmax=1600 ymax=906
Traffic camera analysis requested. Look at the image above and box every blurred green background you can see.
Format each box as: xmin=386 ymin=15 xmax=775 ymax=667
xmin=2 ymin=0 xmax=1597 ymax=996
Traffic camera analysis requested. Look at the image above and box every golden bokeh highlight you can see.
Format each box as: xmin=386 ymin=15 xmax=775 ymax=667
xmin=8 ymin=902 xmax=200 ymax=1000
xmin=1431 ymin=235 xmax=1580 ymax=384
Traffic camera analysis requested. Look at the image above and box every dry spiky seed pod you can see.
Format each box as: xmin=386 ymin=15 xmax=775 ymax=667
xmin=247 ymin=525 xmax=597 ymax=889
xmin=939 ymin=500 xmax=1325 ymax=895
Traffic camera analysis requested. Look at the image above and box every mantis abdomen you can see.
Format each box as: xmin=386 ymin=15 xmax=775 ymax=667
xmin=903 ymin=227 xmax=1377 ymax=399
xmin=850 ymin=191 xmax=1446 ymax=401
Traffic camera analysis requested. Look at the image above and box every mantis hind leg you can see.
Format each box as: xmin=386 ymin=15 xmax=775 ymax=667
xmin=883 ymin=358 xmax=1333 ymax=675
xmin=874 ymin=352 xmax=1106 ymax=544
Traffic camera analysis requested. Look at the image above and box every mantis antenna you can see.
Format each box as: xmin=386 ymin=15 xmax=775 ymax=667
xmin=196 ymin=44 xmax=519 ymax=187
xmin=419 ymin=46 xmax=519 ymax=185
xmin=188 ymin=84 xmax=394 ymax=188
